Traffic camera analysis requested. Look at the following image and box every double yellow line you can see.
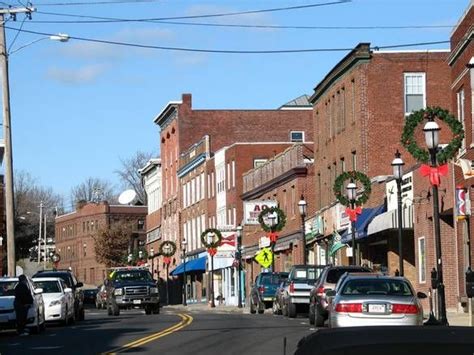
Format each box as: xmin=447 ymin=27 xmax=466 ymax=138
xmin=104 ymin=313 xmax=193 ymax=354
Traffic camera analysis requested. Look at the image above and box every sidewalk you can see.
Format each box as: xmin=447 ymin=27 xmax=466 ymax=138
xmin=164 ymin=302 xmax=246 ymax=314
xmin=447 ymin=311 xmax=472 ymax=326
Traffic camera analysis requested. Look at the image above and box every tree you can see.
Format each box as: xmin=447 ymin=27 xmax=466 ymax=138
xmin=92 ymin=222 xmax=133 ymax=267
xmin=115 ymin=151 xmax=154 ymax=205
xmin=70 ymin=177 xmax=116 ymax=206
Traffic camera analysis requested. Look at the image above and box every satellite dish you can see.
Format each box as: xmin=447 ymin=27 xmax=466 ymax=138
xmin=118 ymin=189 xmax=138 ymax=205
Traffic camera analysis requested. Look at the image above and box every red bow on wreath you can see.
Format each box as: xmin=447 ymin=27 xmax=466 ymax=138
xmin=345 ymin=206 xmax=362 ymax=222
xmin=420 ymin=164 xmax=448 ymax=186
xmin=208 ymin=248 xmax=217 ymax=257
xmin=268 ymin=231 xmax=278 ymax=243
xmin=163 ymin=256 xmax=171 ymax=265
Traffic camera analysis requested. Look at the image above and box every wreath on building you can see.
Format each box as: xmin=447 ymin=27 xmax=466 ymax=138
xmin=333 ymin=171 xmax=371 ymax=207
xmin=258 ymin=206 xmax=286 ymax=232
xmin=401 ymin=106 xmax=464 ymax=164
xmin=159 ymin=240 xmax=177 ymax=257
xmin=201 ymin=228 xmax=222 ymax=249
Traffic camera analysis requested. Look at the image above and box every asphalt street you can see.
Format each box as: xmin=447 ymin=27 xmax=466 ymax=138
xmin=0 ymin=306 xmax=315 ymax=355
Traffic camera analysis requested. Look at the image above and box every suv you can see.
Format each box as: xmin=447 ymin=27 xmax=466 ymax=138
xmin=308 ymin=265 xmax=371 ymax=326
xmin=33 ymin=269 xmax=84 ymax=321
xmin=249 ymin=272 xmax=288 ymax=314
xmin=106 ymin=267 xmax=160 ymax=316
xmin=282 ymin=265 xmax=326 ymax=318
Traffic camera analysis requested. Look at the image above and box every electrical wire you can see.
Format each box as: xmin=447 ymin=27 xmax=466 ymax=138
xmin=4 ymin=25 xmax=450 ymax=54
xmin=33 ymin=0 xmax=160 ymax=5
xmin=7 ymin=14 xmax=26 ymax=52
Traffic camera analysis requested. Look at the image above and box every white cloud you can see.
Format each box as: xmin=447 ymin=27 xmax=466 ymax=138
xmin=45 ymin=64 xmax=108 ymax=84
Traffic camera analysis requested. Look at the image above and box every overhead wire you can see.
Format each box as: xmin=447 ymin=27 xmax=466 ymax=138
xmin=32 ymin=0 xmax=161 ymax=6
xmin=7 ymin=14 xmax=26 ymax=52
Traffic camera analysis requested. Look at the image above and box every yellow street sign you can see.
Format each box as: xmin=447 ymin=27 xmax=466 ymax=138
xmin=255 ymin=247 xmax=273 ymax=268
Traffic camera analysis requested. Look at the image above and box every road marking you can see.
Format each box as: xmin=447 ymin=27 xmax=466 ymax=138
xmin=103 ymin=313 xmax=193 ymax=354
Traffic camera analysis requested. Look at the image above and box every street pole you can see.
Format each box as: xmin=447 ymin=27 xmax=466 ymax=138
xmin=166 ymin=263 xmax=169 ymax=305
xmin=182 ymin=246 xmax=187 ymax=306
xmin=210 ymin=254 xmax=215 ymax=308
xmin=237 ymin=225 xmax=243 ymax=308
xmin=43 ymin=211 xmax=47 ymax=270
xmin=301 ymin=214 xmax=307 ymax=265
xmin=350 ymin=200 xmax=357 ymax=266
xmin=396 ymin=177 xmax=404 ymax=276
xmin=37 ymin=202 xmax=43 ymax=265
xmin=271 ymin=228 xmax=275 ymax=272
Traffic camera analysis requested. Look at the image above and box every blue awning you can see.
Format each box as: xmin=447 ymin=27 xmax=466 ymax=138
xmin=170 ymin=256 xmax=207 ymax=276
xmin=341 ymin=204 xmax=386 ymax=244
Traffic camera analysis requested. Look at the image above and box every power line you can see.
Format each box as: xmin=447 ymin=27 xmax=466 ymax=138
xmin=5 ymin=25 xmax=450 ymax=54
xmin=33 ymin=0 xmax=160 ymax=5
xmin=35 ymin=0 xmax=351 ymax=21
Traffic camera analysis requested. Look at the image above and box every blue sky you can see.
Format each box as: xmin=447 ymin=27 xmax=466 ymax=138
xmin=3 ymin=0 xmax=469 ymax=202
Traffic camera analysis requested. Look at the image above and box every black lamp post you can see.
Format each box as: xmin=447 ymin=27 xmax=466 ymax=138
xmin=267 ymin=212 xmax=277 ymax=272
xmin=346 ymin=181 xmax=358 ymax=266
xmin=392 ymin=150 xmax=405 ymax=277
xmin=182 ymin=238 xmax=187 ymax=306
xmin=149 ymin=247 xmax=155 ymax=275
xmin=206 ymin=233 xmax=216 ymax=308
xmin=423 ymin=117 xmax=448 ymax=326
xmin=298 ymin=195 xmax=307 ymax=265
xmin=236 ymin=225 xmax=243 ymax=308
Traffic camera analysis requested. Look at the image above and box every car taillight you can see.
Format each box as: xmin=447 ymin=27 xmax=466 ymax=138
xmin=258 ymin=286 xmax=265 ymax=294
xmin=392 ymin=304 xmax=419 ymax=314
xmin=316 ymin=286 xmax=325 ymax=296
xmin=335 ymin=303 xmax=362 ymax=313
xmin=289 ymin=282 xmax=295 ymax=293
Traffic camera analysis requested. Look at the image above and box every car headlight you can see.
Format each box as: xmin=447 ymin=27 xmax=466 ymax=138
xmin=114 ymin=288 xmax=123 ymax=296
xmin=150 ymin=287 xmax=158 ymax=294
xmin=50 ymin=299 xmax=62 ymax=307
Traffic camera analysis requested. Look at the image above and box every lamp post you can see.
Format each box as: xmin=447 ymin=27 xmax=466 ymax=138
xmin=392 ymin=150 xmax=405 ymax=276
xmin=423 ymin=117 xmax=448 ymax=325
xmin=149 ymin=247 xmax=155 ymax=275
xmin=298 ymin=195 xmax=307 ymax=265
xmin=236 ymin=225 xmax=243 ymax=308
xmin=127 ymin=253 xmax=132 ymax=265
xmin=182 ymin=238 xmax=187 ymax=306
xmin=346 ymin=181 xmax=357 ymax=266
xmin=267 ymin=212 xmax=277 ymax=271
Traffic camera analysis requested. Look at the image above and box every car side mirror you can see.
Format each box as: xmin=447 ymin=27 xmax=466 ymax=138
xmin=417 ymin=291 xmax=427 ymax=299
xmin=34 ymin=288 xmax=43 ymax=294
xmin=325 ymin=290 xmax=336 ymax=297
xmin=76 ymin=282 xmax=84 ymax=288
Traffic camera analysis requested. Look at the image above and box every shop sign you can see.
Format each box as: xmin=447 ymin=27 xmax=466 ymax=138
xmin=244 ymin=200 xmax=278 ymax=225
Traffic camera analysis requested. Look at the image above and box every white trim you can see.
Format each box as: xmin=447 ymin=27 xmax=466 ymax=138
xmin=153 ymin=100 xmax=181 ymax=124
xmin=404 ymin=72 xmax=426 ymax=115
xmin=279 ymin=107 xmax=313 ymax=110
xmin=374 ymin=49 xmax=450 ymax=54
xmin=418 ymin=236 xmax=426 ymax=284
xmin=290 ymin=130 xmax=305 ymax=143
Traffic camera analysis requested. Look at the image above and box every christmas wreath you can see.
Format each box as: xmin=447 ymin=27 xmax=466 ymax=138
xmin=201 ymin=228 xmax=222 ymax=249
xmin=258 ymin=206 xmax=286 ymax=232
xmin=159 ymin=240 xmax=177 ymax=257
xmin=333 ymin=171 xmax=371 ymax=207
xmin=401 ymin=106 xmax=464 ymax=164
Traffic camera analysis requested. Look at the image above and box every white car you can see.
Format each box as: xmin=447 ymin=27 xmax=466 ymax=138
xmin=0 ymin=276 xmax=46 ymax=333
xmin=33 ymin=277 xmax=75 ymax=325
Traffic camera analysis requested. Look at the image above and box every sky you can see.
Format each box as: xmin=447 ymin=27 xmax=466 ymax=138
xmin=1 ymin=0 xmax=470 ymax=205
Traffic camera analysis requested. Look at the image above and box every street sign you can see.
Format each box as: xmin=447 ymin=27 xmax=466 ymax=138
xmin=255 ymin=247 xmax=273 ymax=268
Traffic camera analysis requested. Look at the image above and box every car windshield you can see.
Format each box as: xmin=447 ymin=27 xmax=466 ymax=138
xmin=326 ymin=268 xmax=369 ymax=284
xmin=260 ymin=274 xmax=282 ymax=285
xmin=0 ymin=281 xmax=17 ymax=296
xmin=36 ymin=274 xmax=73 ymax=288
xmin=291 ymin=267 xmax=323 ymax=281
xmin=113 ymin=271 xmax=152 ymax=282
xmin=341 ymin=279 xmax=413 ymax=296
xmin=34 ymin=280 xmax=61 ymax=293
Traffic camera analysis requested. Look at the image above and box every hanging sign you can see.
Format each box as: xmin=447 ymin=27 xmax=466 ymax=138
xmin=456 ymin=186 xmax=468 ymax=220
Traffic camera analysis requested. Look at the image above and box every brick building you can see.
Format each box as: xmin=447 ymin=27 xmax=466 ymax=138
xmin=55 ymin=201 xmax=147 ymax=286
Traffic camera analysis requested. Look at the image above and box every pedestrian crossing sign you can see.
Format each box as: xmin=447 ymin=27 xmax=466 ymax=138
xmin=255 ymin=247 xmax=273 ymax=268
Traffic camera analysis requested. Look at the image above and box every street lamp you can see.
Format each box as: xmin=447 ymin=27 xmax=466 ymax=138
xmin=392 ymin=150 xmax=405 ymax=276
xmin=423 ymin=117 xmax=448 ymax=325
xmin=149 ymin=247 xmax=155 ymax=275
xmin=182 ymin=238 xmax=187 ymax=306
xmin=267 ymin=212 xmax=277 ymax=271
xmin=346 ymin=181 xmax=357 ymax=266
xmin=298 ymin=195 xmax=307 ymax=265
xmin=236 ymin=225 xmax=243 ymax=308
xmin=127 ymin=253 xmax=132 ymax=265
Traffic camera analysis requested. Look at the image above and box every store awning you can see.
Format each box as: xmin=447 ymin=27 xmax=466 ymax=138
xmin=341 ymin=205 xmax=386 ymax=244
xmin=170 ymin=256 xmax=207 ymax=276
xmin=367 ymin=205 xmax=414 ymax=236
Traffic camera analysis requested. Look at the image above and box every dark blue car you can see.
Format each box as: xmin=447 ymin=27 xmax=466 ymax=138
xmin=249 ymin=272 xmax=289 ymax=314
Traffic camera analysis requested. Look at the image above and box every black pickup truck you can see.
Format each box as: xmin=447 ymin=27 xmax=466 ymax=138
xmin=106 ymin=267 xmax=160 ymax=316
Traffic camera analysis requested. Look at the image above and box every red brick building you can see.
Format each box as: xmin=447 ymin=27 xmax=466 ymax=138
xmin=55 ymin=202 xmax=147 ymax=286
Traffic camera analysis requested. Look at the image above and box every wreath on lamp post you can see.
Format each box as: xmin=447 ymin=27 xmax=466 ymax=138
xmin=333 ymin=171 xmax=371 ymax=207
xmin=258 ymin=206 xmax=286 ymax=232
xmin=159 ymin=240 xmax=177 ymax=257
xmin=401 ymin=106 xmax=464 ymax=164
xmin=201 ymin=228 xmax=222 ymax=249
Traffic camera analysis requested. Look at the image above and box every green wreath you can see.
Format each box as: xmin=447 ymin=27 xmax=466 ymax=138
xmin=401 ymin=106 xmax=464 ymax=164
xmin=258 ymin=206 xmax=287 ymax=232
xmin=201 ymin=228 xmax=222 ymax=248
xmin=333 ymin=171 xmax=371 ymax=207
xmin=159 ymin=240 xmax=177 ymax=257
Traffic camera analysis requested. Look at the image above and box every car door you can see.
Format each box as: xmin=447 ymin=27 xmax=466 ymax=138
xmin=28 ymin=277 xmax=44 ymax=323
xmin=61 ymin=280 xmax=74 ymax=316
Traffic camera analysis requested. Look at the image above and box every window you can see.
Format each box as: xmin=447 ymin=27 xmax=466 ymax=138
xmin=404 ymin=73 xmax=426 ymax=114
xmin=207 ymin=174 xmax=211 ymax=199
xmin=340 ymin=158 xmax=346 ymax=173
xmin=227 ymin=163 xmax=231 ymax=190
xmin=231 ymin=161 xmax=235 ymax=188
xmin=290 ymin=131 xmax=304 ymax=142
xmin=457 ymin=89 xmax=466 ymax=151
xmin=351 ymin=151 xmax=357 ymax=170
xmin=183 ymin=183 xmax=187 ymax=208
xmin=351 ymin=79 xmax=356 ymax=123
xmin=253 ymin=159 xmax=267 ymax=168
xmin=200 ymin=173 xmax=205 ymax=200
xmin=418 ymin=237 xmax=426 ymax=283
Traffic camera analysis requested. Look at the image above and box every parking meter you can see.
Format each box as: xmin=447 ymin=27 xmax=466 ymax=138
xmin=466 ymin=267 xmax=474 ymax=298
xmin=431 ymin=268 xmax=438 ymax=289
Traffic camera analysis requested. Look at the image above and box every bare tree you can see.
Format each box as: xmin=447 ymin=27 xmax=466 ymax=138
xmin=92 ymin=222 xmax=133 ymax=267
xmin=70 ymin=177 xmax=116 ymax=206
xmin=115 ymin=151 xmax=154 ymax=205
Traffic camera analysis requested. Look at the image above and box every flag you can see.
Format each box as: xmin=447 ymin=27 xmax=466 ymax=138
xmin=329 ymin=230 xmax=347 ymax=257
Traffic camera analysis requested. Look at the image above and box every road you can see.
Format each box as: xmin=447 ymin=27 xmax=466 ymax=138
xmin=0 ymin=306 xmax=315 ymax=354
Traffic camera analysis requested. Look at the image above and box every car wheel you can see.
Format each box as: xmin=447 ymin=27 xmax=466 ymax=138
xmin=107 ymin=303 xmax=113 ymax=316
xmin=309 ymin=304 xmax=315 ymax=325
xmin=145 ymin=306 xmax=153 ymax=315
xmin=315 ymin=306 xmax=325 ymax=327
xmin=288 ymin=302 xmax=297 ymax=318
xmin=282 ymin=302 xmax=288 ymax=317
xmin=152 ymin=304 xmax=160 ymax=314
xmin=112 ymin=303 xmax=120 ymax=316
xmin=249 ymin=300 xmax=256 ymax=314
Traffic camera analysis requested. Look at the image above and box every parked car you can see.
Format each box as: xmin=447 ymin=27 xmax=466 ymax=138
xmin=83 ymin=288 xmax=99 ymax=305
xmin=309 ymin=265 xmax=372 ymax=326
xmin=95 ymin=284 xmax=107 ymax=309
xmin=0 ymin=276 xmax=46 ymax=333
xmin=273 ymin=278 xmax=289 ymax=315
xmin=327 ymin=274 xmax=426 ymax=328
xmin=249 ymin=272 xmax=288 ymax=314
xmin=33 ymin=269 xmax=85 ymax=321
xmin=282 ymin=265 xmax=326 ymax=318
xmin=33 ymin=277 xmax=75 ymax=325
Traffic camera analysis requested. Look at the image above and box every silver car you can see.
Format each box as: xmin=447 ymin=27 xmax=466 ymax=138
xmin=327 ymin=274 xmax=426 ymax=328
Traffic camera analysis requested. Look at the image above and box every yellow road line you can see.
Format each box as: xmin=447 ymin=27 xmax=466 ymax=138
xmin=104 ymin=313 xmax=193 ymax=354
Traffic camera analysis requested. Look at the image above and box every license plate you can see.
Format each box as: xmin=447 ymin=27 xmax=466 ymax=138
xmin=368 ymin=304 xmax=386 ymax=313
xmin=133 ymin=300 xmax=142 ymax=305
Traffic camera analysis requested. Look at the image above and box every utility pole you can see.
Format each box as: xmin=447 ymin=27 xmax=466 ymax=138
xmin=43 ymin=211 xmax=47 ymax=270
xmin=37 ymin=202 xmax=43 ymax=265
xmin=0 ymin=5 xmax=35 ymax=276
